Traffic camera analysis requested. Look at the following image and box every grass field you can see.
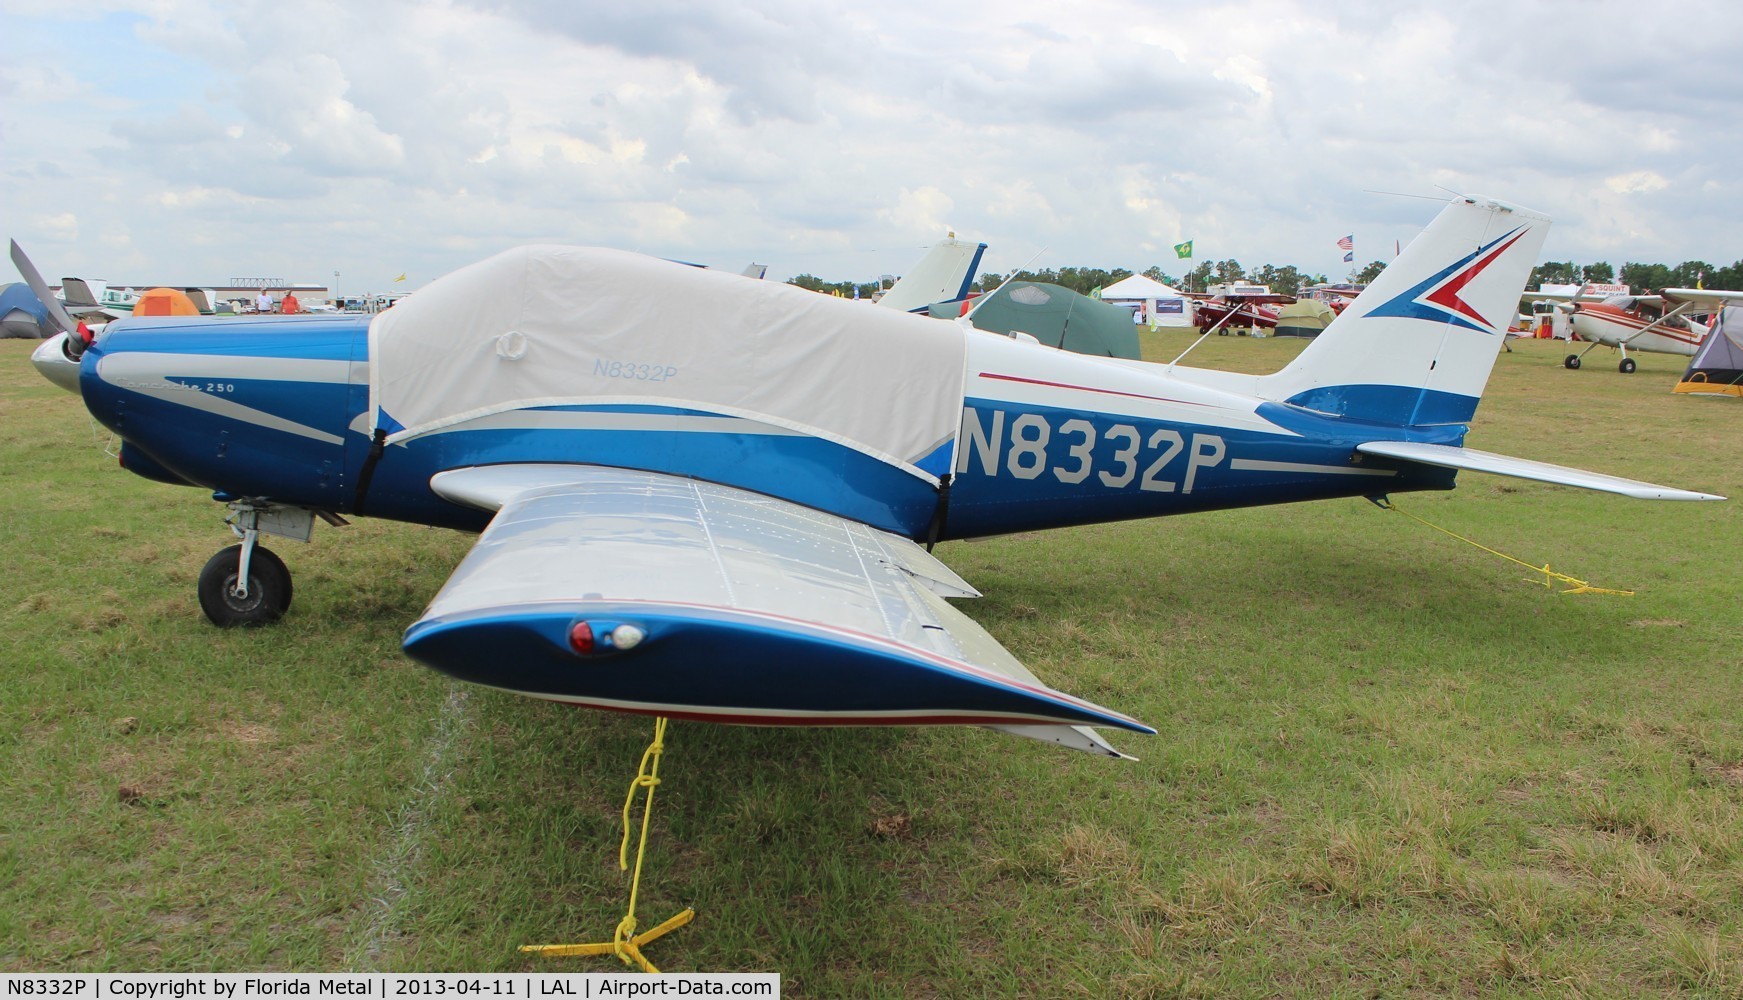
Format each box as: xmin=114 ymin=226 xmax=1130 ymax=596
xmin=1 ymin=333 xmax=1739 ymax=996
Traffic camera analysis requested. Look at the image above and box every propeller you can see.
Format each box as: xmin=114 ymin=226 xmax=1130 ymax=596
xmin=1554 ymin=282 xmax=1589 ymax=315
xmin=9 ymin=239 xmax=89 ymax=358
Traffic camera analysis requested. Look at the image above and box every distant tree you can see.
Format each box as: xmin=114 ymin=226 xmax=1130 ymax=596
xmin=787 ymin=273 xmax=827 ymax=292
xmin=1351 ymin=260 xmax=1387 ymax=284
xmin=1250 ymin=264 xmax=1307 ymax=295
xmin=1619 ymin=262 xmax=1672 ymax=294
xmin=1530 ymin=261 xmax=1615 ymax=288
xmin=1530 ymin=261 xmax=1580 ymax=286
xmin=977 ymin=272 xmax=1005 ymax=293
xmin=1142 ymin=266 xmax=1180 ymax=287
xmin=1711 ymin=261 xmax=1743 ymax=290
xmin=1669 ymin=261 xmax=1714 ymax=289
xmin=1211 ymin=259 xmax=1246 ymax=285
xmin=1185 ymin=261 xmax=1215 ymax=293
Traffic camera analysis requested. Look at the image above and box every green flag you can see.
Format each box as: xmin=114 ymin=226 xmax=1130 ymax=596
xmin=1174 ymin=240 xmax=1193 ymax=259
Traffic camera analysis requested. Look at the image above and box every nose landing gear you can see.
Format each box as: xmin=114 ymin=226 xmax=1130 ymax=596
xmin=196 ymin=501 xmax=336 ymax=627
xmin=198 ymin=542 xmax=292 ymax=627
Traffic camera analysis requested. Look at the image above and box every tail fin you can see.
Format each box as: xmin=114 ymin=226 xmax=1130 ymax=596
xmin=876 ymin=235 xmax=988 ymax=313
xmin=59 ymin=277 xmax=103 ymax=309
xmin=1259 ymin=196 xmax=1549 ymax=427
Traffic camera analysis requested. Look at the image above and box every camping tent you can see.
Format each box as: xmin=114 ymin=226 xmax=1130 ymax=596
xmin=1099 ymin=273 xmax=1193 ymax=328
xmin=0 ymin=282 xmax=52 ymax=338
xmin=1274 ymin=300 xmax=1337 ymax=338
xmin=133 ymin=288 xmax=202 ymax=317
xmin=1674 ymin=306 xmax=1743 ymax=397
xmin=931 ymin=281 xmax=1141 ymax=359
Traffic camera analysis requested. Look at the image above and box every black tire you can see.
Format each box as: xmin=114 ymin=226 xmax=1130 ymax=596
xmin=198 ymin=544 xmax=292 ymax=627
xmin=1564 ymin=355 xmax=1582 ymax=370
xmin=1619 ymin=358 xmax=1636 ymax=374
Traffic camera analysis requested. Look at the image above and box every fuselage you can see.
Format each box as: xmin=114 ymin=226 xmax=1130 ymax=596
xmin=1571 ymin=303 xmax=1705 ymax=357
xmin=59 ymin=315 xmax=1460 ymax=543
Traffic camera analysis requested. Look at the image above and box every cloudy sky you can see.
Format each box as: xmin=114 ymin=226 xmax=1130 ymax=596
xmin=3 ymin=0 xmax=1738 ymax=294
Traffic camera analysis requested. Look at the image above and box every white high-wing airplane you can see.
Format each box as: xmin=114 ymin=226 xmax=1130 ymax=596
xmin=1526 ymin=286 xmax=1743 ymax=373
xmin=12 ymin=195 xmax=1724 ymax=762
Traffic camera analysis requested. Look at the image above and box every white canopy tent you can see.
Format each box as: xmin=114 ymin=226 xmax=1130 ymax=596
xmin=368 ymin=245 xmax=968 ymax=481
xmin=1100 ymin=273 xmax=1193 ymax=328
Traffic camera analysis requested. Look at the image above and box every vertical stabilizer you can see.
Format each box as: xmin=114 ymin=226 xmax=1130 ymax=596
xmin=877 ymin=236 xmax=988 ymax=313
xmin=1259 ymin=196 xmax=1549 ymax=426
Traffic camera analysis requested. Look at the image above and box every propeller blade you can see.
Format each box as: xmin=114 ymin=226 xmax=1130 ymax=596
xmin=9 ymin=240 xmax=85 ymax=351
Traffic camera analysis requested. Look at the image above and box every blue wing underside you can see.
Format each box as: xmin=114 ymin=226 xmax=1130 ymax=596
xmin=402 ymin=464 xmax=1152 ymax=758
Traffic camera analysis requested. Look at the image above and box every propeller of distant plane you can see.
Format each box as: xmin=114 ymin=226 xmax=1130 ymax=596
xmin=9 ymin=239 xmax=90 ymax=359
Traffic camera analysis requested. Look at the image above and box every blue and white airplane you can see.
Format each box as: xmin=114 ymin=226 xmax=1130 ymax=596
xmin=13 ymin=196 xmax=1723 ymax=760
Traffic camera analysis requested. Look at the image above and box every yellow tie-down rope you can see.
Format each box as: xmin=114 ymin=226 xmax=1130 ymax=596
xmin=1370 ymin=497 xmax=1634 ymax=596
xmin=521 ymin=716 xmax=694 ymax=973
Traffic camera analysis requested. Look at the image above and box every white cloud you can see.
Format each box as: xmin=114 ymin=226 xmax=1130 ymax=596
xmin=3 ymin=0 xmax=1742 ymax=289
xmin=1605 ymin=171 xmax=1670 ymax=196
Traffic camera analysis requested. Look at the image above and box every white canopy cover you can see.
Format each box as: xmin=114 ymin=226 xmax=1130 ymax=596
xmin=369 ymin=246 xmax=968 ymax=481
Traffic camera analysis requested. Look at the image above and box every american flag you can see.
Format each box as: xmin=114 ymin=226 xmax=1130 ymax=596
xmin=1337 ymin=235 xmax=1354 ymax=251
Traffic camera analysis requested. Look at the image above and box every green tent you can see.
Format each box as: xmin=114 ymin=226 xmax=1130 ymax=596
xmin=1274 ymin=300 xmax=1337 ymax=338
xmin=930 ymin=281 xmax=1141 ymax=359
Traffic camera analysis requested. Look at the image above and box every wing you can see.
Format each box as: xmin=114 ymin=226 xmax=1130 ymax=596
xmin=404 ymin=464 xmax=1152 ymax=758
xmin=1662 ymin=288 xmax=1743 ymax=309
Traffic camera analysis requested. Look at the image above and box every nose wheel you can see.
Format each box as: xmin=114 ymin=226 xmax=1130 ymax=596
xmin=199 ymin=543 xmax=292 ymax=626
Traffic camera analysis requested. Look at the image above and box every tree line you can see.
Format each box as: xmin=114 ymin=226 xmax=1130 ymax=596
xmin=1528 ymin=259 xmax=1743 ymax=293
xmin=788 ymin=260 xmax=1336 ymax=299
xmin=788 ymin=256 xmax=1743 ymax=300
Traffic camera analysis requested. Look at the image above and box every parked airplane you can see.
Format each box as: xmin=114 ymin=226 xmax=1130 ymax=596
xmin=58 ymin=277 xmax=139 ymax=320
xmin=1187 ymin=284 xmax=1295 ymax=333
xmin=1528 ymin=285 xmax=1743 ymax=372
xmin=12 ymin=196 xmax=1723 ymax=761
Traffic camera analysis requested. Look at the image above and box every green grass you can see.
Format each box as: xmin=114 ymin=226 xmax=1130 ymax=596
xmin=2 ymin=335 xmax=1740 ymax=995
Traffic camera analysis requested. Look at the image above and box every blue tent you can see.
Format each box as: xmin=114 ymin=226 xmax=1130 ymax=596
xmin=0 ymin=282 xmax=52 ymax=339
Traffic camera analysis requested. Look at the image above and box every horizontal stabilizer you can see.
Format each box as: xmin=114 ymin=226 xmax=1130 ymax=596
xmin=1355 ymin=441 xmax=1724 ymax=501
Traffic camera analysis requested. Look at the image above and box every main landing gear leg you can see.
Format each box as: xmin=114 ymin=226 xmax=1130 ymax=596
xmin=198 ymin=502 xmax=294 ymax=627
xmin=1618 ymin=344 xmax=1636 ymax=373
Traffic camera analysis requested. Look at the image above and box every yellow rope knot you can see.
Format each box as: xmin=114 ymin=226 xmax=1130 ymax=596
xmin=519 ymin=715 xmax=695 ymax=973
xmin=1370 ymin=496 xmax=1634 ymax=597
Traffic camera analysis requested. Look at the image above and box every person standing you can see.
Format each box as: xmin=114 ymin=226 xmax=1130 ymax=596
xmin=281 ymin=290 xmax=300 ymax=314
xmin=255 ymin=289 xmax=274 ymax=314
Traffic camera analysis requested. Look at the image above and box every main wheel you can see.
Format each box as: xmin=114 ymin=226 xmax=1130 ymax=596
xmin=198 ymin=544 xmax=293 ymax=627
xmin=1564 ymin=354 xmax=1582 ymax=370
xmin=1619 ymin=357 xmax=1637 ymax=374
